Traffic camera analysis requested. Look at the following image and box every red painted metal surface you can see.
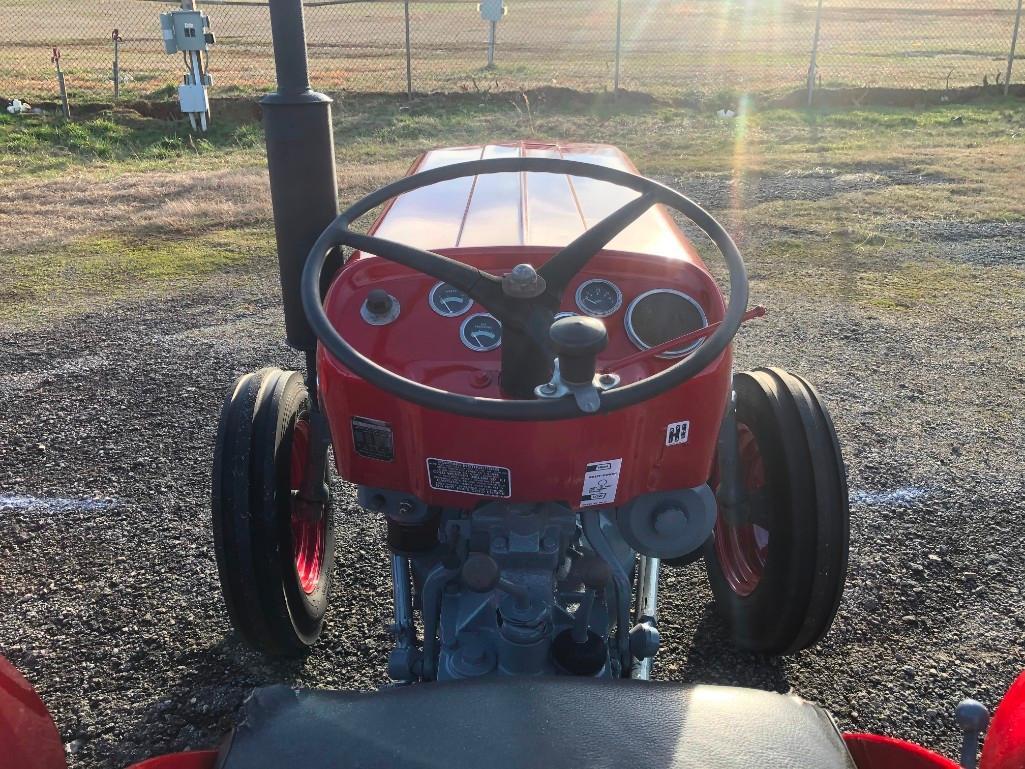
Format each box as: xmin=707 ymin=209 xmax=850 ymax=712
xmin=125 ymin=750 xmax=217 ymax=769
xmin=713 ymin=421 xmax=770 ymax=597
xmin=318 ymin=142 xmax=731 ymax=508
xmin=980 ymin=671 xmax=1025 ymax=769
xmin=0 ymin=656 xmax=66 ymax=769
xmin=844 ymin=734 xmax=960 ymax=769
xmin=290 ymin=417 xmax=324 ymax=594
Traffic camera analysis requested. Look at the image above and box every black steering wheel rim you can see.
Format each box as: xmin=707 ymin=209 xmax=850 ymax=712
xmin=301 ymin=156 xmax=748 ymax=421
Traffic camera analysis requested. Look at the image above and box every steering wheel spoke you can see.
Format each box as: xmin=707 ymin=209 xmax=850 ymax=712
xmin=341 ymin=230 xmax=509 ymax=315
xmin=539 ymin=189 xmax=659 ymax=295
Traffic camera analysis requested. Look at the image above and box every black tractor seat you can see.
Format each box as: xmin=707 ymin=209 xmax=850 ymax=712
xmin=216 ymin=677 xmax=856 ymax=769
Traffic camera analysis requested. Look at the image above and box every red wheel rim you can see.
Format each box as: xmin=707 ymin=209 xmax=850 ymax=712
xmin=290 ymin=418 xmax=325 ymax=595
xmin=714 ymin=422 xmax=769 ymax=597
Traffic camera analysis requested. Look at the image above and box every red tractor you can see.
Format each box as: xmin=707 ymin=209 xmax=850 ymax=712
xmin=213 ymin=138 xmax=850 ymax=675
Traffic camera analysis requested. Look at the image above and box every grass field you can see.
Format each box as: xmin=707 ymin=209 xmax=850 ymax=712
xmin=1 ymin=91 xmax=1023 ymax=327
xmin=1 ymin=94 xmax=1024 ymax=769
xmin=2 ymin=0 xmax=1022 ymax=101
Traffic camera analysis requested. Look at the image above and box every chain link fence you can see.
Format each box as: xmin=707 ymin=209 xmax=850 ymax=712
xmin=3 ymin=0 xmax=1023 ymax=102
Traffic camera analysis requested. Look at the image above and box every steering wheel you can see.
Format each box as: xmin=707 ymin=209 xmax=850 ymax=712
xmin=302 ymin=157 xmax=748 ymax=421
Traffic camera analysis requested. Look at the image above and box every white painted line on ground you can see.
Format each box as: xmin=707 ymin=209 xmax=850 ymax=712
xmin=850 ymin=486 xmax=931 ymax=507
xmin=0 ymin=494 xmax=113 ymax=512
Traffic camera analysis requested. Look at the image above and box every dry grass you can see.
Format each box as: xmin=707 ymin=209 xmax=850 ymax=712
xmin=0 ymin=168 xmax=269 ymax=254
xmin=0 ymin=95 xmax=1022 ymax=329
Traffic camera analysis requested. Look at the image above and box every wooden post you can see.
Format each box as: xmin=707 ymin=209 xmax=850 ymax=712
xmin=52 ymin=47 xmax=70 ymax=118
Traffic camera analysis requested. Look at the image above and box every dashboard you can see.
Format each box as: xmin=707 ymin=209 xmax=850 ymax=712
xmin=322 ymin=246 xmax=725 ymax=397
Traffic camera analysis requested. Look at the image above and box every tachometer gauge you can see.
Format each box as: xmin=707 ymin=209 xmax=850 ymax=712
xmin=460 ymin=313 xmax=502 ymax=352
xmin=625 ymin=289 xmax=708 ymax=359
xmin=575 ymin=278 xmax=623 ymax=318
xmin=429 ymin=282 xmax=474 ymax=317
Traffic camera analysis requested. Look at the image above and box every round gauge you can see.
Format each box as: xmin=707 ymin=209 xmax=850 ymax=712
xmin=575 ymin=278 xmax=623 ymax=318
xmin=459 ymin=313 xmax=503 ymax=352
xmin=429 ymin=282 xmax=473 ymax=317
xmin=625 ymin=289 xmax=708 ymax=359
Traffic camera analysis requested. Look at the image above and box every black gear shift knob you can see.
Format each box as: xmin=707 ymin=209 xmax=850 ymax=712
xmin=550 ymin=315 xmax=607 ymax=385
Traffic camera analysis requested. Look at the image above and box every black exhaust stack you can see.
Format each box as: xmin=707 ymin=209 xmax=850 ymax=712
xmin=262 ymin=0 xmax=341 ymax=352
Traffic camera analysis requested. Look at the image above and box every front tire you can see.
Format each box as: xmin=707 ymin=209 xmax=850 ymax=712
xmin=212 ymin=367 xmax=335 ymax=656
xmin=704 ymin=367 xmax=848 ymax=654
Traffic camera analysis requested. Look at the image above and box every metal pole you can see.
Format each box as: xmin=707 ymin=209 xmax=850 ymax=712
xmin=112 ymin=29 xmax=121 ymax=103
xmin=404 ymin=0 xmax=412 ymax=98
xmin=613 ymin=0 xmax=622 ymax=93
xmin=487 ymin=20 xmax=496 ymax=68
xmin=806 ymin=0 xmax=824 ymax=107
xmin=1006 ymin=0 xmax=1023 ymax=96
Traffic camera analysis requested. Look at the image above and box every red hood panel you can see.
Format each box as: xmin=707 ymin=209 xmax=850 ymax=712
xmin=371 ymin=142 xmax=699 ymax=262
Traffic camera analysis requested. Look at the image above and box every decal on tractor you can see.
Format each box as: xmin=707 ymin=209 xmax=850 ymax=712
xmin=426 ymin=458 xmax=511 ymax=497
xmin=665 ymin=420 xmax=690 ymax=446
xmin=351 ymin=416 xmax=395 ymax=461
xmin=579 ymin=459 xmax=623 ymax=507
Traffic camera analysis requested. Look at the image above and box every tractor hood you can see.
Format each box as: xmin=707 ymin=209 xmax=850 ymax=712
xmin=369 ymin=142 xmax=698 ymax=261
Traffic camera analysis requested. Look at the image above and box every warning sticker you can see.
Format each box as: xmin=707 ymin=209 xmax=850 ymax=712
xmin=665 ymin=420 xmax=690 ymax=446
xmin=427 ymin=458 xmax=511 ymax=498
xmin=351 ymin=416 xmax=395 ymax=461
xmin=579 ymin=458 xmax=622 ymax=508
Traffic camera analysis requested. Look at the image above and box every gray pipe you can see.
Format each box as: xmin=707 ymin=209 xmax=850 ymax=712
xmin=262 ymin=0 xmax=341 ymax=352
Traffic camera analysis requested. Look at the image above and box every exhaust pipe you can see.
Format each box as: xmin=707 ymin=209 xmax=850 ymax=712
xmin=262 ymin=0 xmax=341 ymax=352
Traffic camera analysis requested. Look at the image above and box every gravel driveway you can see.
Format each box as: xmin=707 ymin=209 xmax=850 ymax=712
xmin=1 ymin=182 xmax=1023 ymax=768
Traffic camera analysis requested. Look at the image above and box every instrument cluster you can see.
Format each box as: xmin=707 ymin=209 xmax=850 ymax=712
xmin=424 ymin=278 xmax=708 ymax=359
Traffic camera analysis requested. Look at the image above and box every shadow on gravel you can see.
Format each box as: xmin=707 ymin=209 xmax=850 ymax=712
xmin=676 ymin=604 xmax=791 ymax=694
xmin=115 ymin=635 xmax=315 ymax=765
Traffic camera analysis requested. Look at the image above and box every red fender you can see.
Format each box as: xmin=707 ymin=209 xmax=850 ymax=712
xmin=844 ymin=733 xmax=960 ymax=769
xmin=126 ymin=751 xmax=218 ymax=769
xmin=980 ymin=671 xmax=1025 ymax=769
xmin=0 ymin=656 xmax=66 ymax=769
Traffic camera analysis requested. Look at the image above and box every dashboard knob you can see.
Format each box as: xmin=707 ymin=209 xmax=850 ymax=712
xmin=550 ymin=315 xmax=607 ymax=385
xmin=361 ymin=289 xmax=400 ymax=325
xmin=502 ymin=263 xmax=547 ymax=298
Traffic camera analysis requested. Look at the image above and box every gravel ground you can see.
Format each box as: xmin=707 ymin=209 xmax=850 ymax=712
xmin=1 ymin=170 xmax=1024 ymax=768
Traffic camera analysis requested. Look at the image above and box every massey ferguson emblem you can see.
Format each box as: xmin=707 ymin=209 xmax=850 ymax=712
xmin=665 ymin=420 xmax=690 ymax=446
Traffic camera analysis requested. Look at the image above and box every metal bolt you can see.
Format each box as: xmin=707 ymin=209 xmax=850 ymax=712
xmin=397 ymin=499 xmax=416 ymax=517
xmin=540 ymin=383 xmax=557 ymax=395
xmin=599 ymin=373 xmax=616 ymax=386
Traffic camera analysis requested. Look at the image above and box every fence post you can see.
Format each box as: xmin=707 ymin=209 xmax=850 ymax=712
xmin=613 ymin=0 xmax=623 ymax=93
xmin=1006 ymin=0 xmax=1023 ymax=96
xmin=806 ymin=0 xmax=824 ymax=107
xmin=404 ymin=0 xmax=412 ymax=98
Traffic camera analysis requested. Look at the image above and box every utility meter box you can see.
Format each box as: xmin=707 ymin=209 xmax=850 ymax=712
xmin=160 ymin=9 xmax=214 ymax=54
xmin=478 ymin=0 xmax=506 ymax=23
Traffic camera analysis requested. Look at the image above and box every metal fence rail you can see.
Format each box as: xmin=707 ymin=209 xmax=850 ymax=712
xmin=3 ymin=0 xmax=1023 ymax=103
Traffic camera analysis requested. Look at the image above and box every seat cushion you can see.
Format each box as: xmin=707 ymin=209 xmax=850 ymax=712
xmin=217 ymin=677 xmax=856 ymax=769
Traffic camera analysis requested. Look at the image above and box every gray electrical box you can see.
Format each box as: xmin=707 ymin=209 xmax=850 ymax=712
xmin=160 ymin=9 xmax=214 ymax=54
xmin=479 ymin=0 xmax=506 ymax=23
xmin=160 ymin=6 xmax=216 ymax=131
